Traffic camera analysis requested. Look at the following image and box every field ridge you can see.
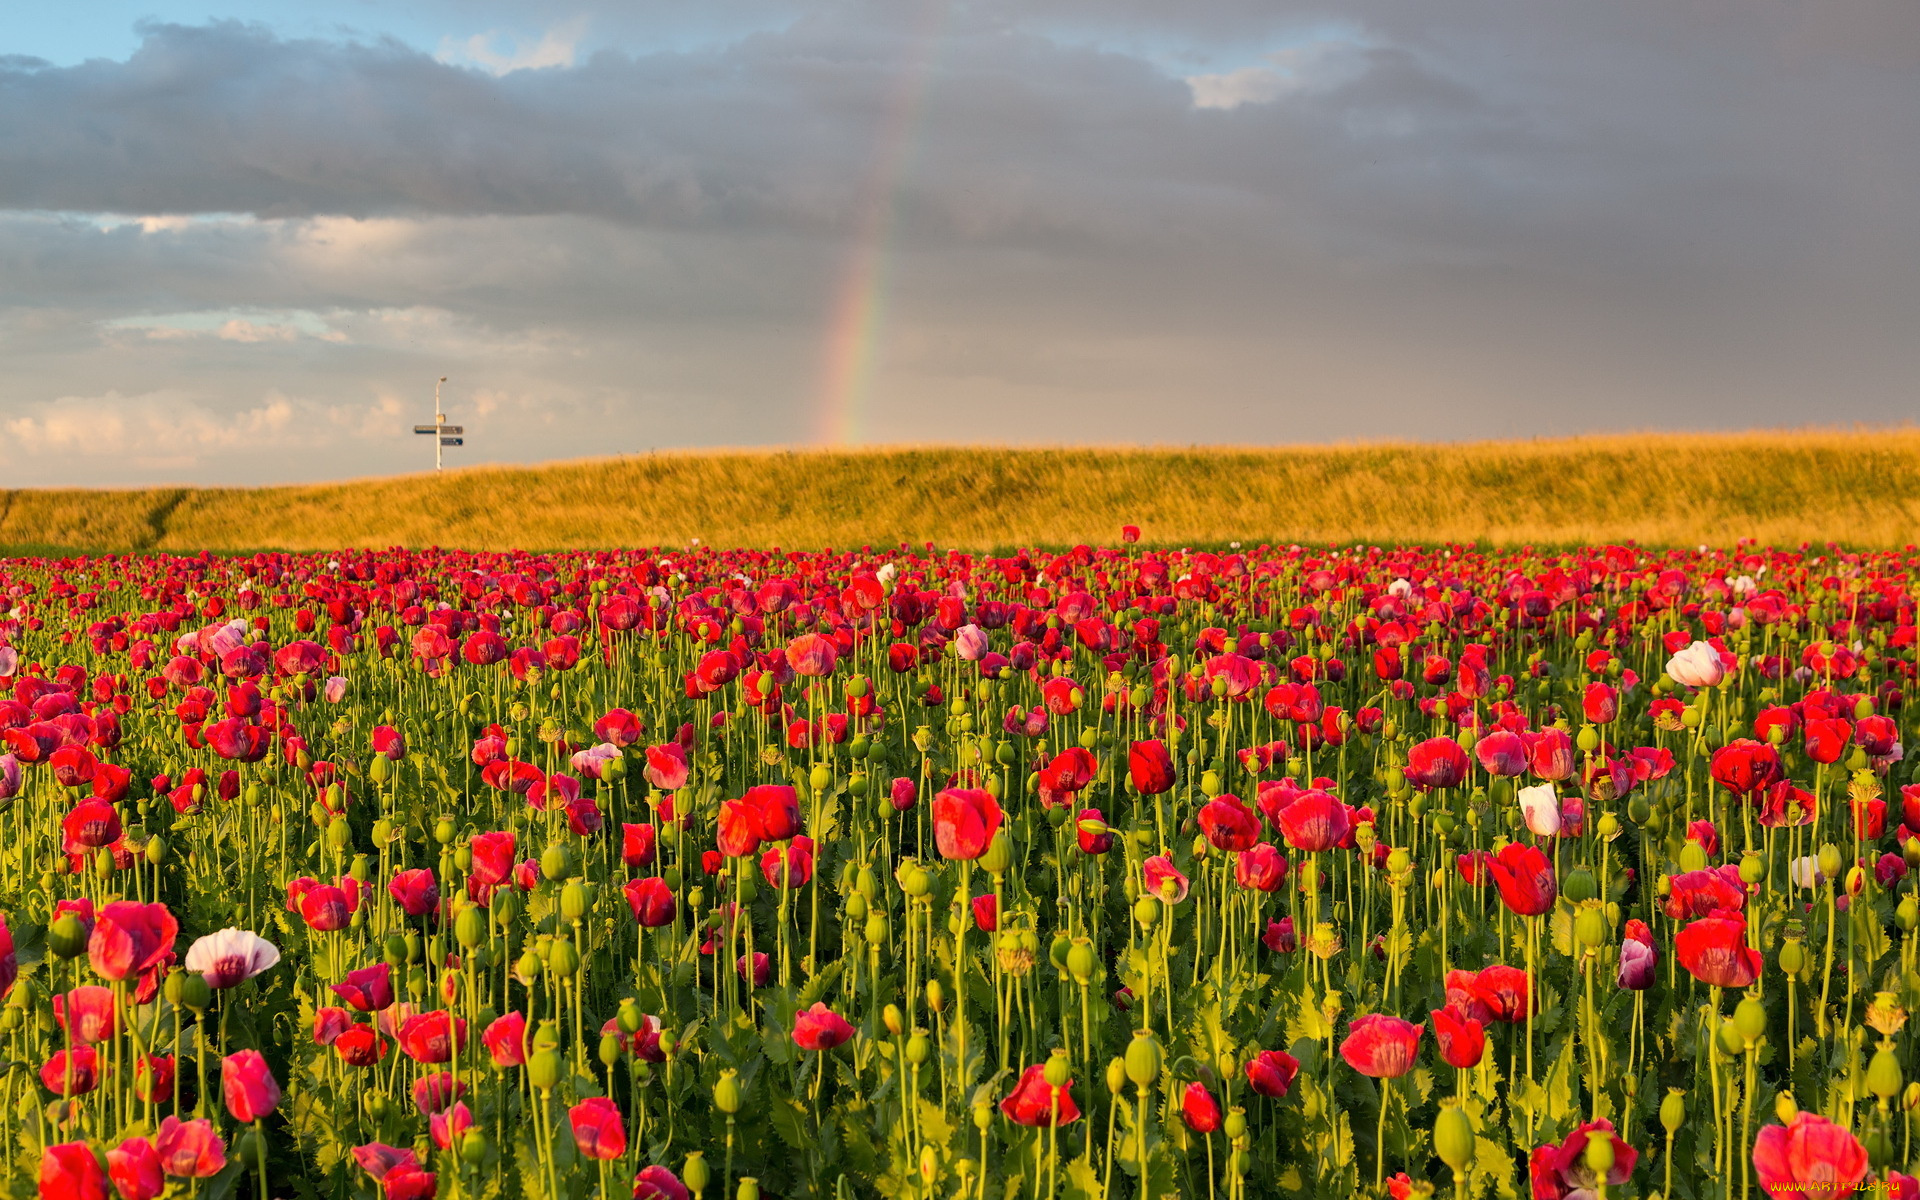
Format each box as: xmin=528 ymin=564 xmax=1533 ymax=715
xmin=6 ymin=427 xmax=1920 ymax=552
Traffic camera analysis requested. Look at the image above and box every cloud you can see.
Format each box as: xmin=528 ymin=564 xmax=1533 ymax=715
xmin=0 ymin=4 xmax=1914 ymax=486
xmin=438 ymin=18 xmax=587 ymax=76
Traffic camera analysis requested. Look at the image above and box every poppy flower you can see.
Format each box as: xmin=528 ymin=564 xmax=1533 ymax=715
xmin=633 ymin=1165 xmax=692 ymax=1200
xmin=624 ymin=876 xmax=677 ymax=927
xmin=61 ymin=800 xmax=121 ymax=850
xmin=1430 ymin=1007 xmax=1486 ymax=1069
xmin=1535 ymin=1119 xmax=1639 ymax=1196
xmin=1197 ymin=795 xmax=1262 ymax=852
xmin=932 ymin=788 xmax=1002 ymax=861
xmin=335 ymin=1025 xmax=387 ymax=1066
xmin=1487 ymin=843 xmax=1557 ymax=916
xmin=745 ymin=784 xmax=803 ymax=841
xmin=1128 ymin=740 xmax=1176 ymax=795
xmin=221 ymin=1049 xmax=280 ymax=1122
xmin=1474 ymin=730 xmax=1528 ymax=777
xmin=40 ymin=1143 xmax=111 ymax=1200
xmin=1076 ymin=808 xmax=1114 ymax=855
xmin=643 ymin=742 xmax=690 ymax=791
xmin=134 ymin=1054 xmax=176 ymax=1104
xmin=107 ymin=1137 xmax=164 ymax=1200
xmin=1339 ymin=1014 xmax=1422 ymax=1078
xmin=1404 ymin=737 xmax=1470 ymax=791
xmin=1663 ymin=865 xmax=1746 ymax=920
xmin=1234 ymin=843 xmax=1287 ymax=892
xmin=470 ymin=831 xmax=517 ymax=886
xmin=1526 ymin=728 xmax=1576 ymax=781
xmin=155 ymin=1116 xmax=226 ymax=1179
xmin=1000 ymin=1063 xmax=1081 ymax=1127
xmin=1245 ymin=1049 xmax=1300 ymax=1097
xmin=1803 ymin=717 xmax=1853 ymax=766
xmin=387 ymin=869 xmax=439 ymax=918
xmin=716 ymin=798 xmax=763 ymax=858
xmin=1181 ymin=1082 xmax=1222 ymax=1132
xmin=333 ymin=963 xmax=395 ymax=1013
xmin=482 ymin=1012 xmax=528 ymax=1067
xmin=1262 ymin=917 xmax=1297 ymax=953
xmin=786 ymin=633 xmax=838 ymax=677
xmin=1468 ymin=965 xmax=1532 ymax=1023
xmin=41 ymin=1047 xmax=99 ymax=1095
xmin=184 ymin=928 xmax=280 ymax=989
xmin=1276 ymin=791 xmax=1352 ymax=852
xmin=1143 ymin=855 xmax=1190 ymax=903
xmin=594 ymin=708 xmax=643 ymax=747
xmin=1039 ymin=747 xmax=1098 ymax=796
xmin=54 ymin=985 xmax=116 ymax=1044
xmin=429 ymin=1102 xmax=473 ymax=1151
xmin=792 ymin=1003 xmax=856 ymax=1051
xmin=1752 ymin=1113 xmax=1868 ymax=1200
xmin=569 ymin=1096 xmax=627 ymax=1160
xmin=1617 ymin=920 xmax=1658 ymax=990
xmin=1675 ymin=912 xmax=1763 ymax=988
xmin=398 ymin=1011 xmax=467 ymax=1064
xmin=88 ymin=901 xmax=177 ymax=983
xmin=1709 ymin=740 xmax=1783 ymax=796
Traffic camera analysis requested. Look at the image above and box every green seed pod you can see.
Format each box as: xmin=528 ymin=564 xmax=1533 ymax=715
xmin=1223 ymin=1109 xmax=1247 ymax=1141
xmin=492 ymin=892 xmax=521 ymax=929
xmin=864 ymin=914 xmax=888 ymax=944
xmin=1716 ymin=1019 xmax=1744 ymax=1056
xmin=1133 ymin=896 xmax=1159 ymax=928
xmin=1867 ymin=1045 xmax=1903 ymax=1100
xmin=1896 ymin=896 xmax=1919 ymax=932
xmin=1660 ymin=1089 xmax=1687 ymax=1134
xmin=713 ymin=1068 xmax=743 ymax=1114
xmin=460 ymin=1129 xmax=490 ymax=1165
xmin=1434 ymin=1102 xmax=1476 ymax=1173
xmin=902 ymin=868 xmax=930 ymax=898
xmin=47 ymin=914 xmax=89 ymax=959
xmin=1576 ymin=725 xmax=1601 ymax=752
xmin=527 ymin=1048 xmax=564 ymax=1092
xmin=1066 ymin=938 xmax=1097 ymax=984
xmin=905 ymin=1032 xmax=931 ymax=1066
xmin=548 ymin=939 xmax=580 ymax=977
xmin=515 ymin=950 xmax=544 ymax=982
xmin=1677 ymin=842 xmax=1709 ymax=873
xmin=1738 ymin=853 xmax=1766 ymax=886
xmin=560 ymin=881 xmax=590 ymax=923
xmin=1574 ymin=906 xmax=1609 ymax=949
xmin=1043 ymin=1050 xmax=1072 ymax=1087
xmin=1582 ymin=1132 xmax=1614 ymax=1178
xmin=454 ymin=906 xmax=487 ymax=950
xmin=1779 ymin=940 xmax=1807 ymax=975
xmin=540 ymin=844 xmax=572 ymax=882
xmin=1125 ymin=1029 xmax=1163 ymax=1087
xmin=683 ymin=1153 xmax=711 ymax=1196
xmin=1732 ymin=996 xmax=1767 ymax=1046
xmin=979 ymin=833 xmax=1012 ymax=875
xmin=599 ymin=1033 xmax=626 ymax=1068
xmin=1818 ymin=843 xmax=1844 ymax=880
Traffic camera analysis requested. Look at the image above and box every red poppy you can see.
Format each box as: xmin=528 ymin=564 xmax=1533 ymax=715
xmin=1181 ymin=1082 xmax=1222 ymax=1132
xmin=333 ymin=963 xmax=395 ymax=1013
xmin=40 ymin=1143 xmax=111 ymax=1200
xmin=1128 ymin=740 xmax=1176 ymax=795
xmin=932 ymin=788 xmax=1002 ymax=861
xmin=1664 ymin=864 xmax=1746 ymax=919
xmin=745 ymin=784 xmax=803 ymax=841
xmin=1000 ymin=1063 xmax=1081 ymax=1127
xmin=716 ymin=798 xmax=763 ymax=858
xmin=1198 ymin=795 xmax=1262 ymax=851
xmin=397 ymin=1011 xmax=466 ymax=1064
xmin=155 ymin=1116 xmax=226 ymax=1179
xmin=792 ymin=1003 xmax=855 ymax=1051
xmin=469 ymin=831 xmax=516 ymax=887
xmin=643 ymin=742 xmax=690 ymax=791
xmin=1276 ymin=791 xmax=1352 ymax=852
xmin=387 ymin=869 xmax=439 ymax=918
xmin=482 ymin=1012 xmax=528 ymax=1067
xmin=1234 ymin=843 xmax=1287 ymax=892
xmin=1245 ymin=1049 xmax=1300 ymax=1097
xmin=1752 ymin=1112 xmax=1868 ymax=1200
xmin=971 ymin=893 xmax=998 ymax=931
xmin=1487 ymin=843 xmax=1557 ymax=916
xmin=633 ymin=1165 xmax=692 ymax=1200
xmin=107 ymin=1137 xmax=163 ymax=1200
xmin=624 ymin=876 xmax=676 ymax=927
xmin=1803 ymin=717 xmax=1853 ymax=765
xmin=221 ymin=1049 xmax=280 ymax=1122
xmin=1675 ymin=912 xmax=1762 ymax=988
xmin=1339 ymin=1014 xmax=1422 ymax=1078
xmin=1430 ymin=1007 xmax=1485 ymax=1069
xmin=1404 ymin=737 xmax=1470 ymax=790
xmin=1709 ymin=740 xmax=1783 ymax=796
xmin=1076 ymin=807 xmax=1114 ymax=855
xmin=134 ymin=1054 xmax=176 ymax=1104
xmin=760 ymin=836 xmax=815 ymax=888
xmin=88 ymin=901 xmax=177 ymax=983
xmin=569 ymin=1096 xmax=627 ymax=1160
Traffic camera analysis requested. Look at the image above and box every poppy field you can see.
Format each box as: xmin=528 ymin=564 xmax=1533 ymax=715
xmin=2 ymin=538 xmax=1918 ymax=1200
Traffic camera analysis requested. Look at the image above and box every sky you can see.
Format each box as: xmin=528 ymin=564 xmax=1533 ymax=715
xmin=1 ymin=1 xmax=1916 ymax=486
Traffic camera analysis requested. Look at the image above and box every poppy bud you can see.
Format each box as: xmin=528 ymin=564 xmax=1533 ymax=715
xmin=1434 ymin=1102 xmax=1475 ymax=1173
xmin=1775 ymin=1093 xmax=1799 ymax=1124
xmin=1106 ymin=1058 xmax=1127 ymax=1095
xmin=1818 ymin=843 xmax=1844 ymax=879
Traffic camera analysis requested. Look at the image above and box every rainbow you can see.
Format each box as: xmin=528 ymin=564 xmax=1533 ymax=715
xmin=812 ymin=2 xmax=949 ymax=446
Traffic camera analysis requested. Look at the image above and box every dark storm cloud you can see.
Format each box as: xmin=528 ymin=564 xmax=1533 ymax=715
xmin=0 ymin=1 xmax=1915 ymax=485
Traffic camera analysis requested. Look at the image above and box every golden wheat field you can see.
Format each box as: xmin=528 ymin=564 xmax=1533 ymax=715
xmin=5 ymin=429 xmax=1920 ymax=552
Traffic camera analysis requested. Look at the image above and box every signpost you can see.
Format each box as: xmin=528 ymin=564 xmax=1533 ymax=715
xmin=413 ymin=376 xmax=463 ymax=470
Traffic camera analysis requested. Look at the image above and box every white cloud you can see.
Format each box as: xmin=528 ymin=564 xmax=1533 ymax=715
xmin=437 ymin=19 xmax=587 ymax=76
xmin=1186 ymin=37 xmax=1370 ymax=110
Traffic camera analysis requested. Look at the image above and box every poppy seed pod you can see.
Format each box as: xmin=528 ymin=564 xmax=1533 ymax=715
xmin=714 ymin=1068 xmax=742 ymax=1113
xmin=1660 ymin=1090 xmax=1687 ymax=1133
xmin=1125 ymin=1029 xmax=1163 ymax=1087
xmin=1434 ymin=1102 xmax=1475 ymax=1173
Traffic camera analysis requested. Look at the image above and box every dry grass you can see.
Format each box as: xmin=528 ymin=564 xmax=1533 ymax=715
xmin=5 ymin=429 xmax=1920 ymax=552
